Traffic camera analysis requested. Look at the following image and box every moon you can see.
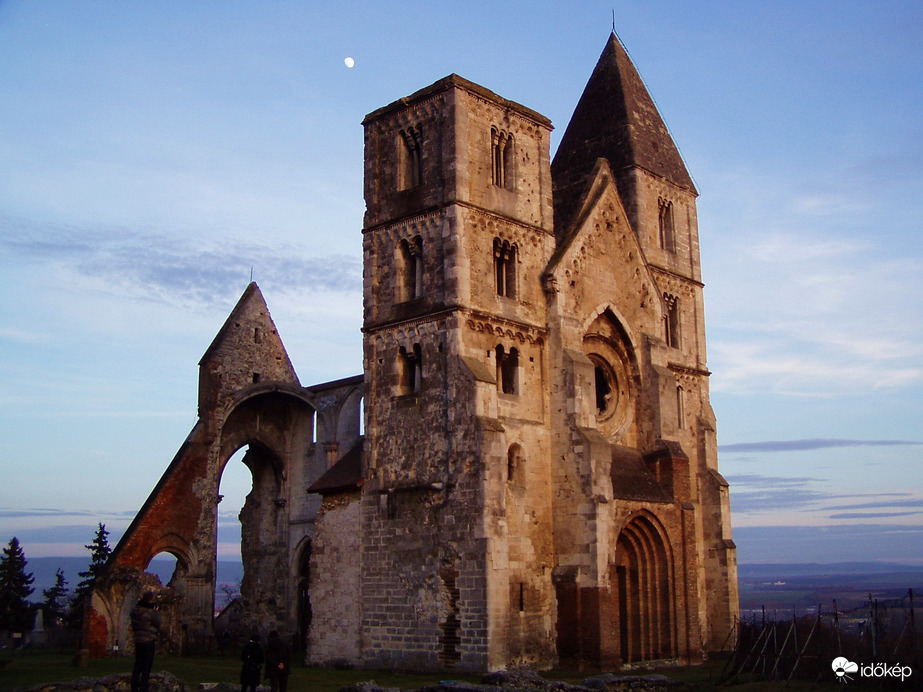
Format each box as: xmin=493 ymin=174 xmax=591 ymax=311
xmin=344 ymin=57 xmax=355 ymax=69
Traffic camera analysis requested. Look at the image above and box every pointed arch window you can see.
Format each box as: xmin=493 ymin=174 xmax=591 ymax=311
xmin=658 ymin=199 xmax=675 ymax=253
xmin=398 ymin=236 xmax=424 ymax=301
xmin=490 ymin=127 xmax=513 ymax=190
xmin=399 ymin=125 xmax=423 ymax=190
xmin=676 ymin=385 xmax=685 ymax=429
xmin=398 ymin=343 xmax=422 ymax=395
xmin=493 ymin=238 xmax=517 ymax=299
xmin=663 ymin=293 xmax=680 ymax=349
xmin=496 ymin=344 xmax=519 ymax=395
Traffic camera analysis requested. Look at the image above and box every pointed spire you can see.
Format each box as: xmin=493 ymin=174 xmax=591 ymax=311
xmin=552 ymin=33 xmax=696 ymax=237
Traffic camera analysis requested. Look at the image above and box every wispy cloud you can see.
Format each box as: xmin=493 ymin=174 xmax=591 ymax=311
xmin=705 ymin=168 xmax=923 ymax=397
xmin=720 ymin=439 xmax=923 ymax=453
xmin=726 ymin=473 xmax=829 ymax=514
xmin=828 ymin=511 xmax=922 ymax=519
xmin=824 ymin=498 xmax=923 ymax=512
xmin=0 ymin=215 xmax=361 ymax=309
xmin=0 ymin=507 xmax=136 ymax=520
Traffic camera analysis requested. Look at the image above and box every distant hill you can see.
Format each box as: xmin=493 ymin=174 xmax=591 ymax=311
xmin=26 ymin=557 xmax=921 ymax=615
xmin=738 ymin=562 xmax=923 ymax=614
xmin=739 ymin=561 xmax=923 ymax=578
xmin=24 ymin=556 xmax=243 ymax=600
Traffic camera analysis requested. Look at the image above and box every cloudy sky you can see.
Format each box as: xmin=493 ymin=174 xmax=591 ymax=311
xmin=1 ymin=1 xmax=921 ymax=569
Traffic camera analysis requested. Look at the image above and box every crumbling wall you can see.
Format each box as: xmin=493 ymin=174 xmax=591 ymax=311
xmin=307 ymin=492 xmax=362 ymax=666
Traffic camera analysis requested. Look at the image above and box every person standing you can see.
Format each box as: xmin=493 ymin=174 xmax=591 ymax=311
xmin=264 ymin=630 xmax=291 ymax=692
xmin=130 ymin=592 xmax=162 ymax=692
xmin=240 ymin=633 xmax=263 ymax=692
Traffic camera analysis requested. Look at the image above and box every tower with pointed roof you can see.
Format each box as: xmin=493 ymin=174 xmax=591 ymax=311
xmin=354 ymin=33 xmax=737 ymax=669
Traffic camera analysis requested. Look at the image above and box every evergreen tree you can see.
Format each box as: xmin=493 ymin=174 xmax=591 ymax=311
xmin=0 ymin=537 xmax=35 ymax=632
xmin=68 ymin=523 xmax=112 ymax=626
xmin=42 ymin=569 xmax=69 ymax=627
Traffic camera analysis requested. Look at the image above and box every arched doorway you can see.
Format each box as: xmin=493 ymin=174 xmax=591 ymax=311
xmin=220 ymin=441 xmax=289 ymax=636
xmin=613 ymin=515 xmax=675 ymax=663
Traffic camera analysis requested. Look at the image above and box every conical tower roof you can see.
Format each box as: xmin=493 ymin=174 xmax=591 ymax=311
xmin=552 ymin=33 xmax=696 ymax=237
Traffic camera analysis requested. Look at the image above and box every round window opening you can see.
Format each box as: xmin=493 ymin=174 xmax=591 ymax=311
xmin=590 ymin=355 xmax=618 ymax=420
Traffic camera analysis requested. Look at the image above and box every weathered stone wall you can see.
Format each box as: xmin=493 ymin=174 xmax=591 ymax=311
xmin=307 ymin=492 xmax=362 ymax=665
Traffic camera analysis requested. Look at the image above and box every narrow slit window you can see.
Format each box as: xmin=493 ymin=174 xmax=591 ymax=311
xmin=676 ymin=386 xmax=685 ymax=429
xmin=398 ymin=343 xmax=423 ymax=395
xmin=658 ymin=199 xmax=675 ymax=253
xmin=399 ymin=126 xmax=423 ymax=190
xmin=496 ymin=345 xmax=519 ymax=395
xmin=493 ymin=238 xmax=516 ymax=299
xmin=398 ymin=236 xmax=424 ymax=301
xmin=491 ymin=127 xmax=513 ymax=190
xmin=664 ymin=294 xmax=680 ymax=349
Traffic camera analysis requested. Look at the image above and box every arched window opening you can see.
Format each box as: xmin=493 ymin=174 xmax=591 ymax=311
xmin=658 ymin=199 xmax=675 ymax=253
xmin=398 ymin=236 xmax=424 ymax=302
xmin=491 ymin=127 xmax=513 ymax=190
xmin=399 ymin=343 xmax=423 ymax=395
xmin=493 ymin=238 xmax=516 ymax=298
xmin=399 ymin=125 xmax=423 ymax=190
xmin=496 ymin=345 xmax=519 ymax=395
xmin=216 ymin=447 xmax=249 ymax=612
xmin=146 ymin=552 xmax=180 ymax=589
xmin=663 ymin=294 xmax=680 ymax=349
xmin=676 ymin=386 xmax=684 ymax=429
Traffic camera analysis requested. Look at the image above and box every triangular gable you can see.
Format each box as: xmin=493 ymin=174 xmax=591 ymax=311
xmin=198 ymin=283 xmax=300 ymax=407
xmin=545 ymin=158 xmax=663 ymax=338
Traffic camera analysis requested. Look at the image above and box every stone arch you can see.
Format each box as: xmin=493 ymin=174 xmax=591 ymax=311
xmin=336 ymin=385 xmax=364 ymax=443
xmin=216 ymin=390 xmax=316 ymax=637
xmin=612 ymin=512 xmax=676 ymax=663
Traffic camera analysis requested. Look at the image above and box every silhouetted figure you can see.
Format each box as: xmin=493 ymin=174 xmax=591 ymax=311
xmin=130 ymin=592 xmax=161 ymax=692
xmin=240 ymin=633 xmax=263 ymax=692
xmin=264 ymin=630 xmax=291 ymax=692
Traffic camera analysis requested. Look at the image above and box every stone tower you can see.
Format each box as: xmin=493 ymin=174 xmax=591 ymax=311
xmin=360 ymin=74 xmax=558 ymax=670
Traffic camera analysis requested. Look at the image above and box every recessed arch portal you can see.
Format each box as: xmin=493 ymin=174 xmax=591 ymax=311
xmin=613 ymin=514 xmax=676 ymax=663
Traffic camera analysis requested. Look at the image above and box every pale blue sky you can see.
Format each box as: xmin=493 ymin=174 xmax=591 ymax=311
xmin=1 ymin=1 xmax=921 ymax=566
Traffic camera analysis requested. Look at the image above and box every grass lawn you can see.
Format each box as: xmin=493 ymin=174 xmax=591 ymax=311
xmin=0 ymin=650 xmax=844 ymax=691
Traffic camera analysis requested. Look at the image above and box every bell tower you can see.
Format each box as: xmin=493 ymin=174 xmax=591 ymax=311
xmin=359 ymin=75 xmax=558 ymax=671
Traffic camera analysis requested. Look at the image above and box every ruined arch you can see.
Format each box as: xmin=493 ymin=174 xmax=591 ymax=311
xmin=216 ymin=390 xmax=316 ymax=637
xmin=612 ymin=512 xmax=676 ymax=663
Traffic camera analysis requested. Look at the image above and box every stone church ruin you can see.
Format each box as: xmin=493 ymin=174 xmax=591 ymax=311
xmin=85 ymin=33 xmax=738 ymax=671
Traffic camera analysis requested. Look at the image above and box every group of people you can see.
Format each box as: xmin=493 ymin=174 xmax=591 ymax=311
xmin=239 ymin=630 xmax=293 ymax=692
xmin=129 ymin=592 xmax=292 ymax=692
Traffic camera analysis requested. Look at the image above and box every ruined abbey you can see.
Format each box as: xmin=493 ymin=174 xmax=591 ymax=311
xmin=85 ymin=34 xmax=738 ymax=672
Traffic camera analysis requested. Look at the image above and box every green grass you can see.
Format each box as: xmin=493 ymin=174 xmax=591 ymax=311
xmin=0 ymin=650 xmax=844 ymax=691
xmin=0 ymin=650 xmax=482 ymax=691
